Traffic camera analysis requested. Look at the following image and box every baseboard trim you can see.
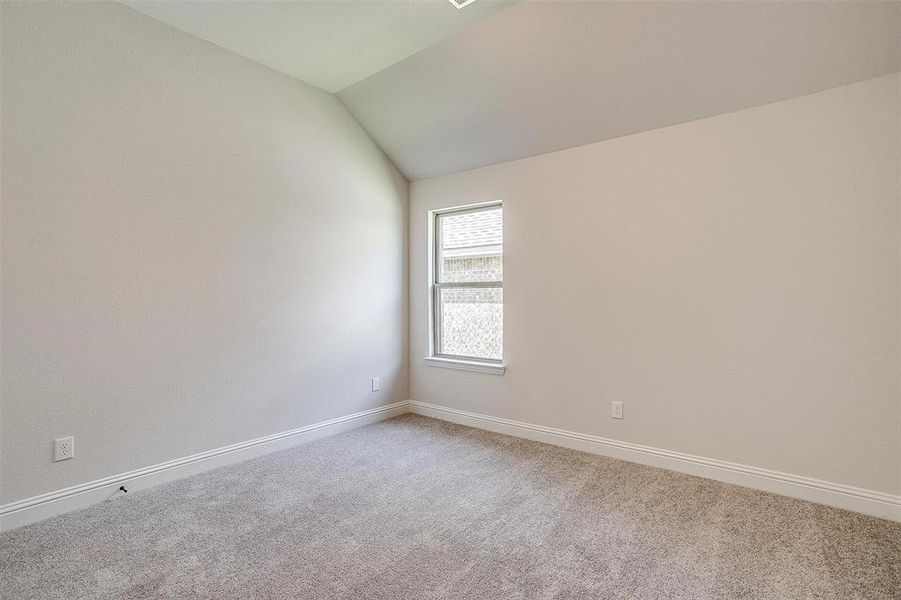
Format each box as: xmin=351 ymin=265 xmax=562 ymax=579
xmin=0 ymin=401 xmax=410 ymax=532
xmin=7 ymin=399 xmax=897 ymax=530
xmin=409 ymin=400 xmax=901 ymax=522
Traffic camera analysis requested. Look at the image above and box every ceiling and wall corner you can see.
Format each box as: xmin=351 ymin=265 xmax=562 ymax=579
xmin=122 ymin=1 xmax=900 ymax=182
xmin=338 ymin=1 xmax=901 ymax=180
xmin=123 ymin=0 xmax=517 ymax=94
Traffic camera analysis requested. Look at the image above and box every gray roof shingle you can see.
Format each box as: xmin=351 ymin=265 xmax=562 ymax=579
xmin=442 ymin=208 xmax=502 ymax=250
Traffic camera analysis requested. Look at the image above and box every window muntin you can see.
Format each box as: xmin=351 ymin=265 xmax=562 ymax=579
xmin=432 ymin=204 xmax=503 ymax=363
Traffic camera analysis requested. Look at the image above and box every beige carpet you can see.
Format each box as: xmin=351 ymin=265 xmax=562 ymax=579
xmin=1 ymin=414 xmax=899 ymax=599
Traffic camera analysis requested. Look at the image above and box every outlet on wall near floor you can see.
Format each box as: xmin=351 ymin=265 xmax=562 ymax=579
xmin=54 ymin=436 xmax=75 ymax=461
xmin=370 ymin=377 xmax=380 ymax=392
xmin=611 ymin=401 xmax=624 ymax=420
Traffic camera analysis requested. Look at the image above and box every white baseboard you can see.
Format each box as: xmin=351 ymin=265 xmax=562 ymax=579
xmin=409 ymin=400 xmax=901 ymax=522
xmin=0 ymin=401 xmax=409 ymax=532
xmin=6 ymin=399 xmax=897 ymax=531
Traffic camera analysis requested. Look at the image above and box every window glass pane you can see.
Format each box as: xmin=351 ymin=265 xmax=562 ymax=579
xmin=438 ymin=207 xmax=502 ymax=283
xmin=438 ymin=287 xmax=503 ymax=360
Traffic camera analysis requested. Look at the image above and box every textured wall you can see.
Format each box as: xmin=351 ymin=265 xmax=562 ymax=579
xmin=1 ymin=2 xmax=407 ymax=504
xmin=410 ymin=74 xmax=901 ymax=495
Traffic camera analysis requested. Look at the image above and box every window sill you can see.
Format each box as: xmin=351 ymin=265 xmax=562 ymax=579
xmin=424 ymin=356 xmax=506 ymax=375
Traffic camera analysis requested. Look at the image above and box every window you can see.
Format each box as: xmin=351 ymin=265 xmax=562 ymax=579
xmin=428 ymin=202 xmax=504 ymax=373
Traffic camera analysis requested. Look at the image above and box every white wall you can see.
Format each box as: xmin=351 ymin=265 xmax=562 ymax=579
xmin=410 ymin=74 xmax=901 ymax=496
xmin=0 ymin=2 xmax=407 ymax=504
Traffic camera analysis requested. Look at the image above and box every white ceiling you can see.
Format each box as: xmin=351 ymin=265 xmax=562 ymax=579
xmin=124 ymin=0 xmax=515 ymax=93
xmin=125 ymin=1 xmax=900 ymax=181
xmin=339 ymin=1 xmax=901 ymax=179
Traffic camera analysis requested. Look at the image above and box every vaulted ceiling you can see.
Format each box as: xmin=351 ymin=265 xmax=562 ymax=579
xmin=124 ymin=0 xmax=516 ymax=93
xmin=126 ymin=1 xmax=900 ymax=181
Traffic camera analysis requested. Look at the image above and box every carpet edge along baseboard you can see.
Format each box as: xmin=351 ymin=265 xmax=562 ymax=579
xmin=0 ymin=401 xmax=409 ymax=532
xmin=409 ymin=400 xmax=901 ymax=523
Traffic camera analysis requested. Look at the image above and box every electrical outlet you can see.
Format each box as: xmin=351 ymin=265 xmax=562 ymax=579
xmin=54 ymin=436 xmax=75 ymax=461
xmin=611 ymin=401 xmax=624 ymax=420
xmin=370 ymin=377 xmax=380 ymax=392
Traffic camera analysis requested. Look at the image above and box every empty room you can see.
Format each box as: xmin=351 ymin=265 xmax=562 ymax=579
xmin=1 ymin=0 xmax=899 ymax=598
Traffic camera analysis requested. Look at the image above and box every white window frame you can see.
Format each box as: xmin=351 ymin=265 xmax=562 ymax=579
xmin=425 ymin=201 xmax=505 ymax=375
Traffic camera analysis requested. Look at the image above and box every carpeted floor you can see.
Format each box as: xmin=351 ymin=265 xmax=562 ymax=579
xmin=1 ymin=415 xmax=899 ymax=599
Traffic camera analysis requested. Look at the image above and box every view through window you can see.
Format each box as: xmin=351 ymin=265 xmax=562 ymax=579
xmin=433 ymin=204 xmax=503 ymax=362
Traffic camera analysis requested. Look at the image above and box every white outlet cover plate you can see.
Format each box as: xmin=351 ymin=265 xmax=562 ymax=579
xmin=54 ymin=436 xmax=75 ymax=461
xmin=611 ymin=401 xmax=624 ymax=420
